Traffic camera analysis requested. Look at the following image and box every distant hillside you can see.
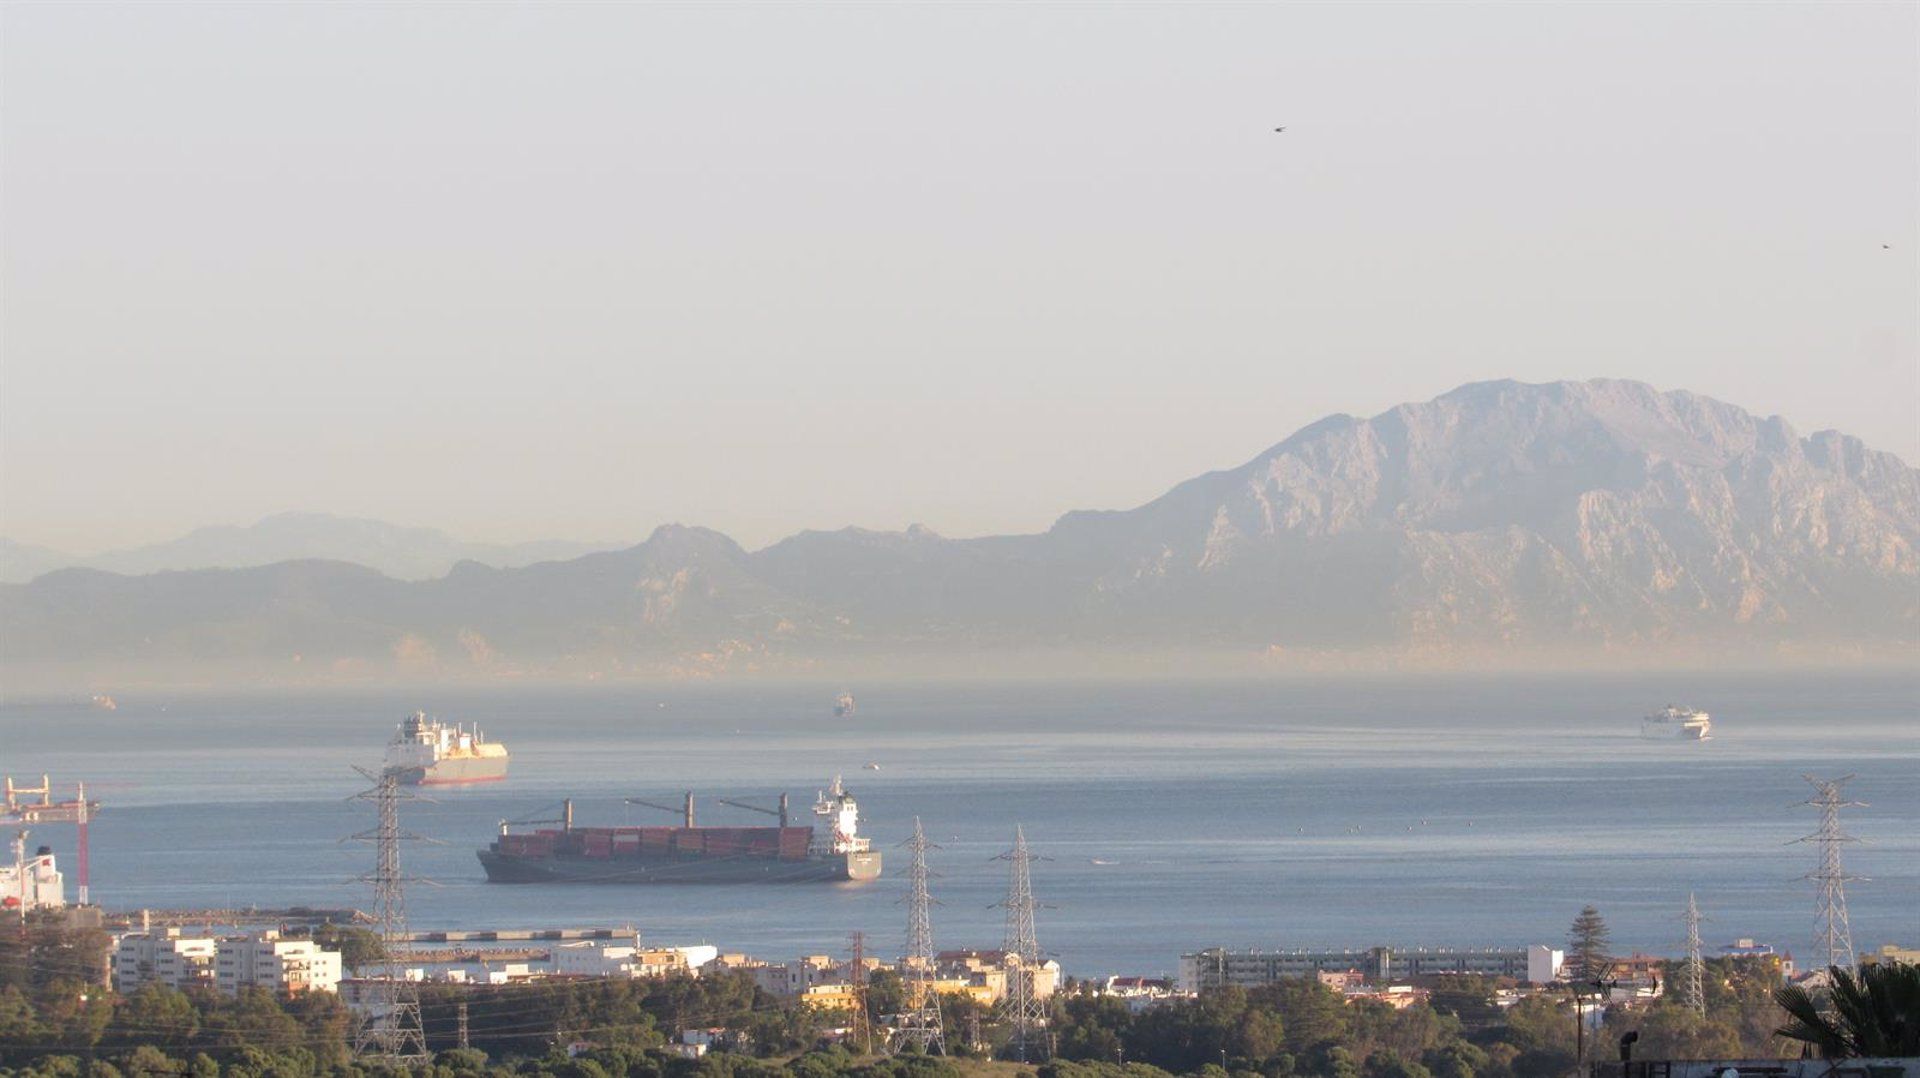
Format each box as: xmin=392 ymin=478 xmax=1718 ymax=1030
xmin=4 ymin=380 xmax=1914 ymax=686
xmin=0 ymin=512 xmax=617 ymax=584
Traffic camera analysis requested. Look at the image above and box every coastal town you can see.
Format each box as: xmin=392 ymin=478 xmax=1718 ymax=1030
xmin=5 ymin=796 xmax=1914 ymax=1077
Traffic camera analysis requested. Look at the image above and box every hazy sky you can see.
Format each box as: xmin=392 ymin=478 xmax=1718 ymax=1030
xmin=3 ymin=2 xmax=1914 ymax=553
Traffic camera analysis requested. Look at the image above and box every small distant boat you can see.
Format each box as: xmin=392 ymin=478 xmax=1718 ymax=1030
xmin=1090 ymin=859 xmax=1117 ymax=866
xmin=833 ymin=692 xmax=856 ymax=718
xmin=1642 ymin=705 xmax=1712 ymax=740
xmin=862 ymin=761 xmax=881 ymax=771
xmin=90 ymin=694 xmax=118 ymax=711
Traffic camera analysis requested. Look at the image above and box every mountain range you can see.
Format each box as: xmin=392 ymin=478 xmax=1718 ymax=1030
xmin=4 ymin=379 xmax=1914 ymax=687
xmin=0 ymin=513 xmax=615 ymax=584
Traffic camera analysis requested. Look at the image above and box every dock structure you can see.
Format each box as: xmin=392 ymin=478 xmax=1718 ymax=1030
xmin=403 ymin=927 xmax=634 ymax=944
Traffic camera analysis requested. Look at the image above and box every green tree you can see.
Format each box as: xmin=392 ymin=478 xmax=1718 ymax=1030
xmin=310 ymin=926 xmax=386 ymax=976
xmin=1773 ymin=962 xmax=1920 ymax=1059
xmin=1426 ymin=979 xmax=1502 ymax=1030
xmin=1497 ymin=995 xmax=1573 ymax=1056
xmin=1617 ymin=1003 xmax=1740 ymax=1061
xmin=1362 ymin=1052 xmax=1431 ymax=1078
xmin=102 ymin=984 xmax=202 ymax=1052
xmin=1565 ymin=907 xmax=1611 ymax=983
xmin=1249 ymin=981 xmax=1346 ymax=1056
xmin=1420 ymin=1041 xmax=1486 ymax=1078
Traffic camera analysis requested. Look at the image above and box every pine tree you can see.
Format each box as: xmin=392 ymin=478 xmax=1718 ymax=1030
xmin=1567 ymin=905 xmax=1613 ymax=982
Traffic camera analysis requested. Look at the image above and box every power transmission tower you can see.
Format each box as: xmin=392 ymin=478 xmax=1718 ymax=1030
xmin=350 ymin=765 xmax=431 ymax=1065
xmin=889 ymin=818 xmax=945 ymax=1055
xmin=846 ymin=931 xmax=874 ymax=1055
xmin=1793 ymin=774 xmax=1866 ymax=972
xmin=995 ymin=825 xmax=1048 ymax=1062
xmin=1680 ymin=893 xmax=1706 ymax=1015
xmin=456 ymin=1001 xmax=470 ymax=1051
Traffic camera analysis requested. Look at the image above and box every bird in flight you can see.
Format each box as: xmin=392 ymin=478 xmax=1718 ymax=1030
xmin=1274 ymin=126 xmax=1287 ymax=133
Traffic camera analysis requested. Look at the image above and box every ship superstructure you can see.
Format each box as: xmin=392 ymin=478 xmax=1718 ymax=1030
xmin=1642 ymin=705 xmax=1712 ymax=740
xmin=0 ymin=836 xmax=64 ymax=912
xmin=383 ymin=712 xmax=509 ymax=785
xmin=478 ymin=776 xmax=881 ymax=884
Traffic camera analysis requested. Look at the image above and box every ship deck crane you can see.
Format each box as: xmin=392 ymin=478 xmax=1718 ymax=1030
xmin=499 ymin=801 xmax=572 ymax=835
xmin=624 ymin=793 xmax=695 ymax=829
xmin=715 ymin=794 xmax=791 ymax=828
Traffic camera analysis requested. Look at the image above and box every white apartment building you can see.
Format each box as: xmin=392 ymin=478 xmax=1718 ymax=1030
xmin=114 ymin=929 xmax=219 ymax=993
xmin=214 ymin=931 xmax=342 ymax=995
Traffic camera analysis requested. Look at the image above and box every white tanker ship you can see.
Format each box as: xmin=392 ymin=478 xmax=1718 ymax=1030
xmin=383 ymin=711 xmax=509 ymax=785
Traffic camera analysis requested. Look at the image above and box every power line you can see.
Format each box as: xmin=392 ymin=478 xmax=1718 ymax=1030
xmin=994 ymin=824 xmax=1047 ymax=1063
xmin=1793 ymin=773 xmax=1866 ymax=971
xmin=888 ymin=818 xmax=944 ymax=1056
xmin=348 ymin=765 xmax=430 ymax=1065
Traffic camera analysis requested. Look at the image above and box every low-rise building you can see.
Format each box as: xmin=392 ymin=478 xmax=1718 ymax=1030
xmin=553 ymin=939 xmax=719 ymax=979
xmin=935 ymin=949 xmax=1059 ymax=1005
xmin=1181 ymin=945 xmax=1561 ymax=991
xmin=1101 ymin=976 xmax=1179 ymax=1012
xmin=1344 ymin=984 xmax=1430 ymax=1010
xmin=1862 ymin=944 xmax=1919 ymax=968
xmin=752 ymin=954 xmax=847 ymax=997
xmin=114 ymin=929 xmax=219 ymax=993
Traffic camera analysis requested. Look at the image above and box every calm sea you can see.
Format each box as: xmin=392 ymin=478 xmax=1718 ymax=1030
xmin=2 ymin=672 xmax=1916 ymax=977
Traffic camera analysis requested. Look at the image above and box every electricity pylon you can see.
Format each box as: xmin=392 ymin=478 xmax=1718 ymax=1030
xmin=1680 ymin=893 xmax=1706 ymax=1015
xmin=889 ymin=818 xmax=945 ymax=1054
xmin=847 ymin=931 xmax=873 ymax=1055
xmin=995 ymin=825 xmax=1048 ymax=1062
xmin=350 ymin=765 xmax=430 ymax=1065
xmin=1794 ymin=774 xmax=1866 ymax=971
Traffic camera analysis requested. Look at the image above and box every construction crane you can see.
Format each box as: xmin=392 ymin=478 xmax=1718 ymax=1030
xmin=715 ymin=794 xmax=791 ymax=828
xmin=625 ymin=793 xmax=696 ymax=828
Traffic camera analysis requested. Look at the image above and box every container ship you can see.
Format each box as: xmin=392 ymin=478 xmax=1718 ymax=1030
xmin=1641 ymin=705 xmax=1712 ymax=740
xmin=478 ymin=777 xmax=881 ymax=884
xmin=384 ymin=711 xmax=509 ymax=785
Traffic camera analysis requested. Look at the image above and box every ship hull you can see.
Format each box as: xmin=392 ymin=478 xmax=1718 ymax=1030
xmin=479 ymin=849 xmax=881 ymax=884
xmin=395 ymin=755 xmax=509 ymax=786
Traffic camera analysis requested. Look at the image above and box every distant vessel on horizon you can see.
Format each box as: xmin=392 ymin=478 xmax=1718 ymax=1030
xmin=1642 ymin=705 xmax=1712 ymax=740
xmin=833 ymin=691 xmax=856 ymax=718
xmin=90 ymin=694 xmax=117 ymax=711
xmin=383 ymin=711 xmax=509 ymax=785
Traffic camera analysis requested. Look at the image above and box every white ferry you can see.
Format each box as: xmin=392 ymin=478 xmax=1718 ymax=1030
xmin=1641 ymin=705 xmax=1712 ymax=740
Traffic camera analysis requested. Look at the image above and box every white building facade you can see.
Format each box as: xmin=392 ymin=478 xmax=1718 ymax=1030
xmin=553 ymin=939 xmax=719 ymax=979
xmin=214 ymin=932 xmax=342 ymax=995
xmin=114 ymin=930 xmax=219 ymax=993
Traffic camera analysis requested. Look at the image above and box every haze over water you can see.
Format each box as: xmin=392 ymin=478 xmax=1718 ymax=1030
xmin=3 ymin=671 xmax=1915 ymax=977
